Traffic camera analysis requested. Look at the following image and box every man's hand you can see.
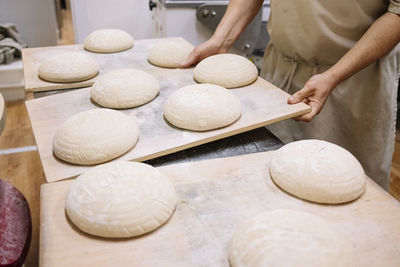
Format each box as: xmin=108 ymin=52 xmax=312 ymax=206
xmin=288 ymin=11 xmax=400 ymax=123
xmin=180 ymin=0 xmax=264 ymax=68
xmin=180 ymin=38 xmax=229 ymax=68
xmin=288 ymin=72 xmax=337 ymax=122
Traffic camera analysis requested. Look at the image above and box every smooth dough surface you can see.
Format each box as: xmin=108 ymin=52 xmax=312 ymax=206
xmin=269 ymin=139 xmax=366 ymax=204
xmin=84 ymin=29 xmax=134 ymax=53
xmin=53 ymin=109 xmax=139 ymax=165
xmin=148 ymin=39 xmax=194 ymax=68
xmin=38 ymin=52 xmax=99 ymax=83
xmin=91 ymin=68 xmax=160 ymax=108
xmin=65 ymin=161 xmax=177 ymax=238
xmin=229 ymin=209 xmax=354 ymax=267
xmin=193 ymin=53 xmax=258 ymax=88
xmin=163 ymin=84 xmax=241 ymax=131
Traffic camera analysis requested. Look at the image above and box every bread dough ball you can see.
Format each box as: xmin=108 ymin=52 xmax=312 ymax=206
xmin=84 ymin=29 xmax=134 ymax=53
xmin=148 ymin=39 xmax=194 ymax=68
xmin=38 ymin=52 xmax=99 ymax=83
xmin=163 ymin=84 xmax=241 ymax=131
xmin=193 ymin=53 xmax=258 ymax=88
xmin=270 ymin=140 xmax=366 ymax=204
xmin=53 ymin=109 xmax=139 ymax=165
xmin=65 ymin=161 xmax=177 ymax=238
xmin=91 ymin=69 xmax=160 ymax=108
xmin=229 ymin=209 xmax=354 ymax=267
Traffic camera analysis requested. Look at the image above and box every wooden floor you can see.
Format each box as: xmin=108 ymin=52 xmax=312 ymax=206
xmin=1 ymin=8 xmax=399 ymax=267
xmin=58 ymin=9 xmax=75 ymax=45
xmin=389 ymin=132 xmax=400 ymax=200
xmin=0 ymin=101 xmax=46 ymax=267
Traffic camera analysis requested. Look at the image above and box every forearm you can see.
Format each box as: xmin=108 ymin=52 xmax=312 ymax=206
xmin=211 ymin=0 xmax=264 ymax=50
xmin=327 ymin=12 xmax=400 ymax=88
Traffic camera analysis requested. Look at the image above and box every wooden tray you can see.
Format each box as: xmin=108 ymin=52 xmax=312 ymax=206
xmin=22 ymin=37 xmax=179 ymax=92
xmin=25 ymin=67 xmax=310 ymax=183
xmin=40 ymin=151 xmax=400 ymax=267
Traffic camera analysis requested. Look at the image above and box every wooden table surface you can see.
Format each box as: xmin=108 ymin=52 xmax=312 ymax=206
xmin=0 ymin=101 xmax=282 ymax=267
xmin=25 ymin=41 xmax=309 ymax=183
xmin=40 ymin=151 xmax=400 ymax=267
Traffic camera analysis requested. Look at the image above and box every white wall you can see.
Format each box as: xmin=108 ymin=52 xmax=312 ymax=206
xmin=71 ymin=0 xmax=153 ymax=44
xmin=0 ymin=0 xmax=58 ymax=47
xmin=152 ymin=4 xmax=213 ymax=46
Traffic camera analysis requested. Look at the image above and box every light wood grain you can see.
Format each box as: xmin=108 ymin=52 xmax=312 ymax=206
xmin=0 ymin=100 xmax=45 ymax=267
xmin=390 ymin=131 xmax=400 ymax=200
xmin=40 ymin=151 xmax=400 ymax=267
xmin=0 ymin=100 xmax=36 ymax=149
xmin=0 ymin=93 xmax=5 ymax=134
xmin=22 ymin=38 xmax=183 ymax=92
xmin=25 ymin=67 xmax=310 ymax=182
xmin=58 ymin=9 xmax=75 ymax=46
xmin=1 ymin=151 xmax=46 ymax=267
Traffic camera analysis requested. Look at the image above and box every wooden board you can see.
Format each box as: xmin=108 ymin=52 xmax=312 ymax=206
xmin=25 ymin=67 xmax=310 ymax=182
xmin=22 ymin=38 xmax=178 ymax=92
xmin=0 ymin=93 xmax=5 ymax=134
xmin=40 ymin=151 xmax=400 ymax=267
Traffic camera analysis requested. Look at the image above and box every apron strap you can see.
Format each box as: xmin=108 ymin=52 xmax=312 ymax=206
xmin=279 ymin=55 xmax=326 ymax=90
xmin=278 ymin=58 xmax=298 ymax=90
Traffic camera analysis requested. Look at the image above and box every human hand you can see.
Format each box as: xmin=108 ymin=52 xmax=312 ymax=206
xmin=180 ymin=37 xmax=230 ymax=68
xmin=287 ymin=72 xmax=338 ymax=122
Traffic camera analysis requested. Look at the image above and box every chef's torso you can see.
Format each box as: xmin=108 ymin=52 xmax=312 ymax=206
xmin=267 ymin=0 xmax=389 ymax=65
xmin=262 ymin=0 xmax=400 ymax=189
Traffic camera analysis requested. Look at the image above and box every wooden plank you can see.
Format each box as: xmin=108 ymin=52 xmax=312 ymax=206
xmin=0 ymin=150 xmax=46 ymax=267
xmin=0 ymin=93 xmax=5 ymax=134
xmin=0 ymin=100 xmax=36 ymax=150
xmin=22 ymin=38 xmax=180 ymax=92
xmin=389 ymin=131 xmax=400 ymax=200
xmin=40 ymin=151 xmax=400 ymax=267
xmin=25 ymin=68 xmax=310 ymax=182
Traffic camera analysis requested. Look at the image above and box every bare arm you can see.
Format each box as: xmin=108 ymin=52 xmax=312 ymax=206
xmin=289 ymin=11 xmax=400 ymax=122
xmin=328 ymin=12 xmax=400 ymax=87
xmin=181 ymin=0 xmax=264 ymax=67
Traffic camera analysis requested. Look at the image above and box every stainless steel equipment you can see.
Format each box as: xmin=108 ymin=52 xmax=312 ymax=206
xmin=150 ymin=0 xmax=270 ymax=68
xmin=196 ymin=2 xmax=270 ymax=58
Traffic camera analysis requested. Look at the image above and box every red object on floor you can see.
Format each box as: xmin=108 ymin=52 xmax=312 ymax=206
xmin=0 ymin=179 xmax=31 ymax=267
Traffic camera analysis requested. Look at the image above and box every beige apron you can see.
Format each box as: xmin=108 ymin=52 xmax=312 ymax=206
xmin=261 ymin=0 xmax=400 ymax=189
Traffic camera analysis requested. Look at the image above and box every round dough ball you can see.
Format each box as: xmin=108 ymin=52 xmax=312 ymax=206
xmin=269 ymin=140 xmax=366 ymax=204
xmin=65 ymin=161 xmax=178 ymax=238
xmin=53 ymin=109 xmax=139 ymax=165
xmin=38 ymin=52 xmax=99 ymax=83
xmin=163 ymin=84 xmax=242 ymax=131
xmin=84 ymin=29 xmax=134 ymax=53
xmin=193 ymin=53 xmax=258 ymax=88
xmin=229 ymin=209 xmax=354 ymax=267
xmin=91 ymin=69 xmax=160 ymax=108
xmin=148 ymin=39 xmax=194 ymax=68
